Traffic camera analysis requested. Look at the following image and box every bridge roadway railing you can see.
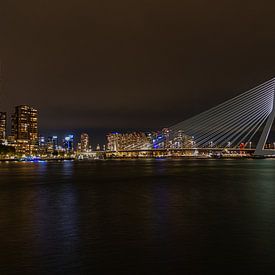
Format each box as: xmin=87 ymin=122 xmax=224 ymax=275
xmin=104 ymin=148 xmax=256 ymax=154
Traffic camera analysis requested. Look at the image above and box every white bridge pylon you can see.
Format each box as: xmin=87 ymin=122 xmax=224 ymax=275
xmin=168 ymin=78 xmax=275 ymax=156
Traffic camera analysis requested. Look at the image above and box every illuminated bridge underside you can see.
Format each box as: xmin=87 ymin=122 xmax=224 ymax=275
xmin=165 ymin=78 xmax=275 ymax=156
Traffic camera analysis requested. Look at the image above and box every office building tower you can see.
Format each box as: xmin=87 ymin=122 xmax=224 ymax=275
xmin=80 ymin=133 xmax=89 ymax=152
xmin=52 ymin=136 xmax=58 ymax=151
xmin=107 ymin=132 xmax=149 ymax=151
xmin=12 ymin=105 xmax=38 ymax=141
xmin=46 ymin=136 xmax=59 ymax=153
xmin=63 ymin=135 xmax=74 ymax=152
xmin=11 ymin=105 xmax=38 ymax=154
xmin=0 ymin=112 xmax=7 ymax=143
xmin=38 ymin=136 xmax=47 ymax=155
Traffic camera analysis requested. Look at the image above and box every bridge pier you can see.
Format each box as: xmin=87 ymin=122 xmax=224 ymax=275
xmin=254 ymin=80 xmax=275 ymax=156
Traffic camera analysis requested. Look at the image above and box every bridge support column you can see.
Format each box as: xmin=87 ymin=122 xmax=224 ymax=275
xmin=254 ymin=85 xmax=275 ymax=156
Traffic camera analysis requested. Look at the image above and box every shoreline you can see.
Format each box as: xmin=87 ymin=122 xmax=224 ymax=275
xmin=1 ymin=155 xmax=275 ymax=162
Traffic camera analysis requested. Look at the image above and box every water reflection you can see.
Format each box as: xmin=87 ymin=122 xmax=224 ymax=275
xmin=1 ymin=160 xmax=275 ymax=273
xmin=32 ymin=182 xmax=79 ymax=272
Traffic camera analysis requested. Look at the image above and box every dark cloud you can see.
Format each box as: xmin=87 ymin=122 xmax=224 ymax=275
xmin=1 ymin=0 xmax=275 ymax=138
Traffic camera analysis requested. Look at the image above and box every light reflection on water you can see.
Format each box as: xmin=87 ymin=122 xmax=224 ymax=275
xmin=1 ymin=159 xmax=275 ymax=273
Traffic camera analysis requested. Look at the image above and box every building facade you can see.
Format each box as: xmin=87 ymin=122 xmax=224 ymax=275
xmin=107 ymin=132 xmax=150 ymax=151
xmin=11 ymin=105 xmax=38 ymax=155
xmin=0 ymin=112 xmax=7 ymax=143
xmin=63 ymin=135 xmax=74 ymax=153
xmin=80 ymin=133 xmax=89 ymax=152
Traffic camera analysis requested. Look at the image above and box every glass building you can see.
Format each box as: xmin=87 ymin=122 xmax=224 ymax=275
xmin=63 ymin=135 xmax=74 ymax=152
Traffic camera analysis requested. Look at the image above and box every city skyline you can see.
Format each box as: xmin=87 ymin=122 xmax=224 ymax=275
xmin=2 ymin=76 xmax=275 ymax=159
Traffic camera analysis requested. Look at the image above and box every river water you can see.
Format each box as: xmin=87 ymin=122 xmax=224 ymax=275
xmin=1 ymin=159 xmax=275 ymax=274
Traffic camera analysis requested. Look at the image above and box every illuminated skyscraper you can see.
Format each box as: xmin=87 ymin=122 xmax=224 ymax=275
xmin=52 ymin=136 xmax=58 ymax=150
xmin=38 ymin=135 xmax=60 ymax=156
xmin=11 ymin=105 xmax=38 ymax=154
xmin=38 ymin=136 xmax=47 ymax=155
xmin=12 ymin=105 xmax=38 ymax=140
xmin=0 ymin=112 xmax=7 ymax=143
xmin=47 ymin=136 xmax=59 ymax=152
xmin=80 ymin=133 xmax=89 ymax=152
xmin=107 ymin=132 xmax=149 ymax=151
xmin=63 ymin=135 xmax=74 ymax=152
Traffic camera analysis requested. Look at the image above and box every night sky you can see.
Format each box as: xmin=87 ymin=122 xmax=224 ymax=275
xmin=1 ymin=0 xmax=275 ymax=144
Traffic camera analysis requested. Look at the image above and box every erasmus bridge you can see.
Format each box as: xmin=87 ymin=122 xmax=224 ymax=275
xmin=123 ymin=78 xmax=275 ymax=156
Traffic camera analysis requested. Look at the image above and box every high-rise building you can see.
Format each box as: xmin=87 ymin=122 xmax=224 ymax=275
xmin=107 ymin=132 xmax=150 ymax=151
xmin=52 ymin=136 xmax=58 ymax=151
xmin=28 ymin=107 xmax=38 ymax=142
xmin=11 ymin=105 xmax=38 ymax=154
xmin=63 ymin=135 xmax=74 ymax=152
xmin=47 ymin=136 xmax=59 ymax=153
xmin=151 ymin=129 xmax=194 ymax=149
xmin=0 ymin=112 xmax=7 ymax=143
xmin=12 ymin=105 xmax=38 ymax=141
xmin=80 ymin=133 xmax=89 ymax=152
xmin=38 ymin=136 xmax=47 ymax=155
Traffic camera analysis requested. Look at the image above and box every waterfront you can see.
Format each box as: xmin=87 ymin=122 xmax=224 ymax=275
xmin=1 ymin=159 xmax=275 ymax=274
